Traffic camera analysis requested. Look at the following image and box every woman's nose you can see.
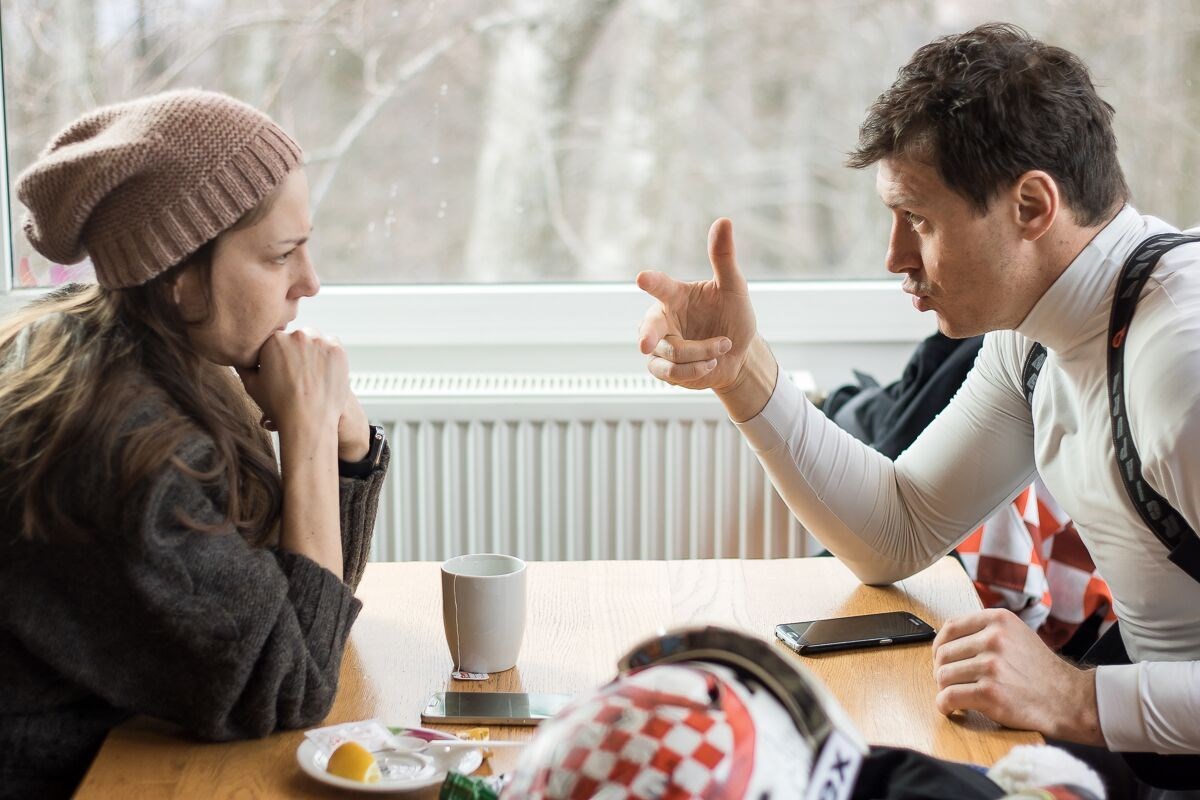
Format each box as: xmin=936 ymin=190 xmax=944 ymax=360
xmin=291 ymin=253 xmax=320 ymax=298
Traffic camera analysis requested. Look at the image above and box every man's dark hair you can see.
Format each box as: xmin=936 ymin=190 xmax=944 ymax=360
xmin=848 ymin=22 xmax=1129 ymax=227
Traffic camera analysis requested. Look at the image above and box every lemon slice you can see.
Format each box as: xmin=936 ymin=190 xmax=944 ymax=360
xmin=326 ymin=741 xmax=382 ymax=784
xmin=460 ymin=727 xmax=493 ymax=759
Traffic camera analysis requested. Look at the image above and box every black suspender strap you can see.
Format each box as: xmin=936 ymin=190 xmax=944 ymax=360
xmin=1023 ymin=233 xmax=1200 ymax=584
xmin=1020 ymin=342 xmax=1046 ymax=405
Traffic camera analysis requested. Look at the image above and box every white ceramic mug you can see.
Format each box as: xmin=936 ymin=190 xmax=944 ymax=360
xmin=441 ymin=553 xmax=527 ymax=673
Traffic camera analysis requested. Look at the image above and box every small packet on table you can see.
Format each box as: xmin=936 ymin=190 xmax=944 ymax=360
xmin=304 ymin=719 xmax=399 ymax=758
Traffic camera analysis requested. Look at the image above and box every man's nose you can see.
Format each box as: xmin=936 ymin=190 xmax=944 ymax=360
xmin=885 ymin=218 xmax=922 ymax=275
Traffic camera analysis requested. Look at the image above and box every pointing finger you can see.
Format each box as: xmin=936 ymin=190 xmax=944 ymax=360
xmin=708 ymin=218 xmax=749 ymax=294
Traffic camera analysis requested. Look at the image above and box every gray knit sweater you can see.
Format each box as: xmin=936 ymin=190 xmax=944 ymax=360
xmin=0 ymin=403 xmax=387 ymax=798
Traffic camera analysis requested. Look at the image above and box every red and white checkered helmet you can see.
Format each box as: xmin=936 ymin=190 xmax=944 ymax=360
xmin=503 ymin=626 xmax=866 ymax=799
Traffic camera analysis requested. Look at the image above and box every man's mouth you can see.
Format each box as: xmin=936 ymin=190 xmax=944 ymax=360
xmin=902 ymin=283 xmax=933 ymax=311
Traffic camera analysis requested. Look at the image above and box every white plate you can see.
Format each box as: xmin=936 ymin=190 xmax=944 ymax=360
xmin=296 ymin=726 xmax=485 ymax=793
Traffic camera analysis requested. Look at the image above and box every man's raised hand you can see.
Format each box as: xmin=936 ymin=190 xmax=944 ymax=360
xmin=636 ymin=218 xmax=758 ymax=392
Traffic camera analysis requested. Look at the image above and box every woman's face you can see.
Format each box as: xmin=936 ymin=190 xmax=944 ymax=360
xmin=176 ymin=169 xmax=318 ymax=368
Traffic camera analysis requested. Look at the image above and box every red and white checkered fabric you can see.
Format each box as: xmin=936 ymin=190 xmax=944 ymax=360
xmin=956 ymin=478 xmax=1116 ymax=649
xmin=504 ymin=663 xmax=814 ymax=799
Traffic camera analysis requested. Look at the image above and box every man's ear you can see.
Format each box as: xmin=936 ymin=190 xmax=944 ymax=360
xmin=1012 ymin=170 xmax=1059 ymax=242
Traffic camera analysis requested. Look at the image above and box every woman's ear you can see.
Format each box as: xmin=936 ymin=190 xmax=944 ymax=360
xmin=170 ymin=265 xmax=204 ymax=322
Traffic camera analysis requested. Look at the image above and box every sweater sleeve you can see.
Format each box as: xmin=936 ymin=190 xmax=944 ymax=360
xmin=2 ymin=435 xmax=361 ymax=742
xmin=339 ymin=439 xmax=389 ymax=591
xmin=734 ymin=332 xmax=1040 ymax=585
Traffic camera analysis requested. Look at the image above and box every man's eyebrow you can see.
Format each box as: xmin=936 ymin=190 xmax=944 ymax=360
xmin=883 ymin=196 xmax=919 ymax=210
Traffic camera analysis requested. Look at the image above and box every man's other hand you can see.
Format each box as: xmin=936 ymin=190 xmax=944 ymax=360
xmin=933 ymin=608 xmax=1105 ymax=745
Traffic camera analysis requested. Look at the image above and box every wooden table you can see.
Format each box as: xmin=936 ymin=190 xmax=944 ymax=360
xmin=77 ymin=557 xmax=1040 ymax=798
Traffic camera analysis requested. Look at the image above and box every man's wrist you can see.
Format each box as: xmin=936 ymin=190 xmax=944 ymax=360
xmin=715 ymin=335 xmax=779 ymax=423
xmin=1052 ymin=667 xmax=1105 ymax=746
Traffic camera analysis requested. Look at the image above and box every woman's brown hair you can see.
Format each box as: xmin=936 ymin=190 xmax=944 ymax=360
xmin=0 ymin=206 xmax=283 ymax=545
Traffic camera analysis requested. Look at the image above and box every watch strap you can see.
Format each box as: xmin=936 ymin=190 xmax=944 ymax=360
xmin=338 ymin=424 xmax=386 ymax=479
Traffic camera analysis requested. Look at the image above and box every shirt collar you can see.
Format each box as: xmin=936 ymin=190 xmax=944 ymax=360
xmin=1016 ymin=205 xmax=1147 ymax=353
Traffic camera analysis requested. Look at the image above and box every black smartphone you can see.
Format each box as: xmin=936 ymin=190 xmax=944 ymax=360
xmin=775 ymin=611 xmax=936 ymax=655
xmin=420 ymin=691 xmax=573 ymax=726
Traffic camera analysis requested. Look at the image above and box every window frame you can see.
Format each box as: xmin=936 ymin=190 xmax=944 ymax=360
xmin=0 ymin=35 xmax=11 ymax=299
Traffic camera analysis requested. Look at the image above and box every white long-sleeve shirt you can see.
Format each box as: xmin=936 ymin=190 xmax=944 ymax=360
xmin=734 ymin=205 xmax=1200 ymax=754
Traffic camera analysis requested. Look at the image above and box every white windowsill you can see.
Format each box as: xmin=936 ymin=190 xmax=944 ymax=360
xmin=291 ymin=280 xmax=932 ymax=346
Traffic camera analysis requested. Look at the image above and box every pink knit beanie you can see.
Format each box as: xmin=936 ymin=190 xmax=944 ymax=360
xmin=15 ymin=90 xmax=303 ymax=289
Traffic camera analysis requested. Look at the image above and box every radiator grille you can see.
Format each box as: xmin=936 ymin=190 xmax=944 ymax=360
xmin=355 ymin=373 xmax=815 ymax=562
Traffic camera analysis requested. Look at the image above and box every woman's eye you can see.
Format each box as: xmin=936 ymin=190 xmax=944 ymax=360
xmin=905 ymin=212 xmax=926 ymax=232
xmin=274 ymin=250 xmax=293 ymax=264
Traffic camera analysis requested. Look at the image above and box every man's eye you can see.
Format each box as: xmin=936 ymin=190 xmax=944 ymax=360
xmin=274 ymin=250 xmax=293 ymax=264
xmin=905 ymin=212 xmax=926 ymax=231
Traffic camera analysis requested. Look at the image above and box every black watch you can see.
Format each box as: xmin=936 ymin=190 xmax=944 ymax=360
xmin=338 ymin=424 xmax=386 ymax=479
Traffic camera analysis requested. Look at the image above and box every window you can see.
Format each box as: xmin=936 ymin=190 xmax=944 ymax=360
xmin=2 ymin=1 xmax=1199 ymax=330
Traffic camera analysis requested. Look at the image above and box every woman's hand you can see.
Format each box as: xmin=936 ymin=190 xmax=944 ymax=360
xmin=236 ymin=328 xmax=349 ymax=439
xmin=238 ymin=328 xmax=350 ymax=576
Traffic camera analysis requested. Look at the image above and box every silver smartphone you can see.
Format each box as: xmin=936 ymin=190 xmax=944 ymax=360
xmin=420 ymin=691 xmax=573 ymax=726
xmin=775 ymin=611 xmax=936 ymax=655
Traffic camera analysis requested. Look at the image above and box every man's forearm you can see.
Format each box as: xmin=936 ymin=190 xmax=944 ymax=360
xmin=715 ymin=335 xmax=779 ymax=423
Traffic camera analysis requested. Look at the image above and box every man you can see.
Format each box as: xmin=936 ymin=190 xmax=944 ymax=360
xmin=636 ymin=22 xmax=1200 ymax=790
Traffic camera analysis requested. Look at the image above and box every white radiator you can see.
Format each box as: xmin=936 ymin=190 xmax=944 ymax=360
xmin=353 ymin=373 xmax=818 ymax=562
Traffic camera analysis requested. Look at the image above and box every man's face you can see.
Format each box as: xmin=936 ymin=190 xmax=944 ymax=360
xmin=876 ymin=156 xmax=1028 ymax=338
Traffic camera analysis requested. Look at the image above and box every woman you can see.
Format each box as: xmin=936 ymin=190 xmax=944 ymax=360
xmin=0 ymin=91 xmax=388 ymax=798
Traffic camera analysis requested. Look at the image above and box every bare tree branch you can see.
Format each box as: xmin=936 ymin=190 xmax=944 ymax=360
xmin=307 ymin=10 xmax=530 ymax=212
